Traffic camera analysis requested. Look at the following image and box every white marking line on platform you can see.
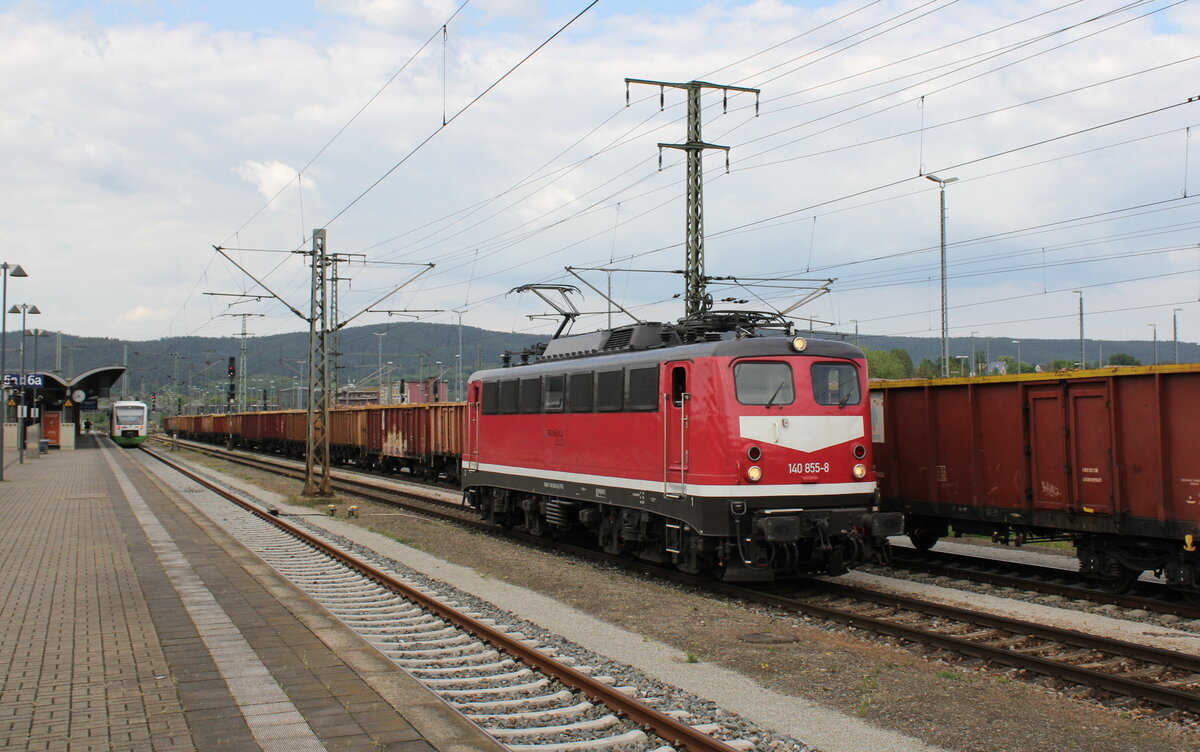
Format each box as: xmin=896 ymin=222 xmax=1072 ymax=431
xmin=100 ymin=443 xmax=326 ymax=751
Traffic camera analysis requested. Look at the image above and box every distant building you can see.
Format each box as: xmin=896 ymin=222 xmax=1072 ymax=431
xmin=278 ymin=386 xmax=309 ymax=410
xmin=404 ymin=378 xmax=448 ymax=403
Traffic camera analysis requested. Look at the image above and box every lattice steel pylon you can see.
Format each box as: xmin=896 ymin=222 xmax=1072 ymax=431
xmin=626 ymin=78 xmax=759 ymax=318
xmin=304 ymin=228 xmax=333 ymax=497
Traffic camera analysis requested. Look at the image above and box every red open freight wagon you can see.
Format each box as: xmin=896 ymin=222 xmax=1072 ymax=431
xmin=871 ymin=364 xmax=1200 ymax=595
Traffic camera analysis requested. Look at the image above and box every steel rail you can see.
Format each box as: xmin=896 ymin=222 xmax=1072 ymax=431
xmin=155 ymin=435 xmax=1200 ymax=619
xmin=140 ymin=445 xmax=740 ymax=752
xmin=888 ymin=549 xmax=1199 ymax=619
xmin=727 ymin=580 xmax=1200 ymax=713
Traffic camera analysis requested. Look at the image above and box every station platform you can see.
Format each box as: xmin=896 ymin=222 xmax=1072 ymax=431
xmin=0 ymin=434 xmax=504 ymax=752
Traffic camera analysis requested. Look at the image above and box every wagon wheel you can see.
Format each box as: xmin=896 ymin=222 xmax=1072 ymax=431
xmin=908 ymin=528 xmax=941 ymax=551
xmin=1093 ymin=564 xmax=1142 ymax=594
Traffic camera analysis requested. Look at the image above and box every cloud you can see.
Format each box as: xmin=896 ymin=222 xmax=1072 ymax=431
xmin=236 ymin=160 xmax=310 ymax=204
xmin=0 ymin=0 xmax=1197 ymax=351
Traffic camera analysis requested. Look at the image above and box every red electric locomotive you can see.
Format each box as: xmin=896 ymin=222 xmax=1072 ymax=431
xmin=462 ymin=320 xmax=901 ymax=580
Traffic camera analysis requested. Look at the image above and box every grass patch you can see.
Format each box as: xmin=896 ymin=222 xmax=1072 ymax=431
xmin=936 ymin=669 xmax=963 ymax=681
xmin=685 ymin=649 xmax=699 ymax=663
xmin=854 ymin=696 xmax=872 ymax=717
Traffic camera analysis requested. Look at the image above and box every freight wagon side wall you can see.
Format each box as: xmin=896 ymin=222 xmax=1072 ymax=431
xmin=430 ymin=404 xmax=466 ymax=457
xmin=875 ymin=382 xmax=1028 ymax=521
xmin=1113 ymin=371 xmax=1200 ymax=536
xmin=875 ymin=366 xmax=1200 ymax=542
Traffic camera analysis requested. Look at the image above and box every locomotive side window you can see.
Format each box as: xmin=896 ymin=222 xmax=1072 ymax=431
xmin=543 ymin=374 xmax=565 ymax=412
xmin=627 ymin=367 xmax=659 ymax=412
xmin=596 ymin=369 xmax=624 ymax=412
xmin=519 ymin=378 xmax=542 ymax=414
xmin=734 ymin=361 xmax=795 ymax=406
xmin=567 ymin=372 xmax=594 ymax=412
xmin=499 ymin=379 xmax=519 ymax=414
xmin=481 ymin=381 xmax=499 ymax=415
xmin=812 ymin=363 xmax=861 ymax=406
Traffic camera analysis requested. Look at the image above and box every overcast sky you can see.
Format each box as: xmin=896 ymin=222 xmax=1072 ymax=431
xmin=4 ymin=0 xmax=1199 ymax=356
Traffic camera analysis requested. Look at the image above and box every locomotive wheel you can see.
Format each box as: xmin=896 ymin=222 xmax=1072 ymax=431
xmin=675 ymin=530 xmax=709 ymax=575
xmin=598 ymin=511 xmax=626 ymax=556
xmin=908 ymin=528 xmax=941 ymax=551
xmin=526 ymin=510 xmax=549 ymax=538
xmin=1094 ymin=565 xmax=1141 ymax=594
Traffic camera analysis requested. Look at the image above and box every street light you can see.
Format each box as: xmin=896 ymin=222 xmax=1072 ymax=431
xmin=1012 ymin=339 xmax=1021 ymax=375
xmin=372 ymin=332 xmax=386 ymax=385
xmin=0 ymin=262 xmax=28 ymax=480
xmin=1149 ymin=323 xmax=1158 ymax=365
xmin=1174 ymin=308 xmax=1182 ymax=364
xmin=970 ymin=331 xmax=977 ymax=376
xmin=1071 ymin=290 xmax=1084 ymax=368
xmin=926 ymin=173 xmax=958 ymax=377
xmin=9 ymin=303 xmax=40 ymax=463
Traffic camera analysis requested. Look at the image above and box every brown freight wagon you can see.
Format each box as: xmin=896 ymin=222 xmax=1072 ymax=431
xmin=329 ymin=407 xmax=369 ymax=464
xmin=429 ymin=403 xmax=467 ymax=482
xmin=872 ymin=364 xmax=1200 ymax=596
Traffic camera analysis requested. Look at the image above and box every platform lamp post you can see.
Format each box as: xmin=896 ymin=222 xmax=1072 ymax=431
xmin=28 ymin=329 xmax=50 ymax=435
xmin=926 ymin=173 xmax=958 ymax=377
xmin=10 ymin=303 xmax=40 ymax=464
xmin=1012 ymin=339 xmax=1021 ymax=375
xmin=0 ymin=263 xmax=28 ymax=480
xmin=1072 ymin=290 xmax=1084 ymax=368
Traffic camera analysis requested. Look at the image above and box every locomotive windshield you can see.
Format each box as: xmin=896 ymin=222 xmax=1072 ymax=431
xmin=115 ymin=406 xmax=145 ymax=425
xmin=734 ymin=362 xmax=795 ymax=406
xmin=812 ymin=363 xmax=861 ymax=406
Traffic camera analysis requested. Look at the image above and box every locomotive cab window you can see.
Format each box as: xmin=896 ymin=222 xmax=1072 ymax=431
xmin=115 ymin=405 xmax=145 ymax=424
xmin=543 ymin=374 xmax=564 ymax=412
xmin=812 ymin=363 xmax=861 ymax=406
xmin=671 ymin=366 xmax=687 ymax=407
xmin=734 ymin=361 xmax=794 ymax=406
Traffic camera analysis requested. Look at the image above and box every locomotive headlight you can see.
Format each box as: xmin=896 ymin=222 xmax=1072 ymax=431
xmin=790 ymin=336 xmax=808 ymax=352
xmin=852 ymin=463 xmax=868 ymax=480
xmin=746 ymin=465 xmax=763 ymax=482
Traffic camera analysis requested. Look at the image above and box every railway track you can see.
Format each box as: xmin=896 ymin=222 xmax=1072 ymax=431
xmin=155 ymin=435 xmax=1200 ymax=618
xmin=885 ymin=547 xmax=1200 ymax=620
xmin=138 ymin=444 xmax=756 ymax=752
xmin=150 ymin=436 xmax=1200 ymax=718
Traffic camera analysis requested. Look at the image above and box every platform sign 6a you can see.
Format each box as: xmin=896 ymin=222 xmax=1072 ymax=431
xmin=2 ymin=374 xmax=44 ymax=388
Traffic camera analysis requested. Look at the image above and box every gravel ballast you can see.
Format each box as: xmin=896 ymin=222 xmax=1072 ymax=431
xmin=153 ymin=449 xmax=1199 ymax=752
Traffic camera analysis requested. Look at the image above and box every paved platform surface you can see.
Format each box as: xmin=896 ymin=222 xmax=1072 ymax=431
xmin=0 ymin=434 xmax=504 ymax=752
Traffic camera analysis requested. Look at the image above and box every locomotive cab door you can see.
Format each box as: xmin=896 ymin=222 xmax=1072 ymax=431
xmin=664 ymin=362 xmax=690 ymax=497
xmin=465 ymin=382 xmax=481 ymax=472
